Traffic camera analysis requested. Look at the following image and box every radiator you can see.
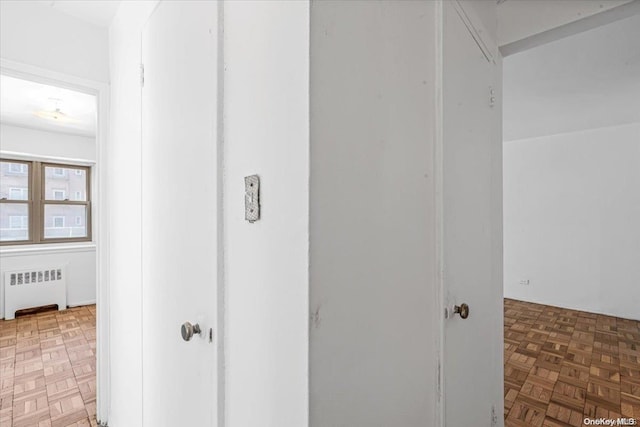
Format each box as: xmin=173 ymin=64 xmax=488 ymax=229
xmin=3 ymin=266 xmax=67 ymax=320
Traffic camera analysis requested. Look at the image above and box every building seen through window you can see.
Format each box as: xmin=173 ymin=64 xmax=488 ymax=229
xmin=0 ymin=160 xmax=91 ymax=244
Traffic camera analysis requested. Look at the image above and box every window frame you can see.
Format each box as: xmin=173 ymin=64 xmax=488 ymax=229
xmin=1 ymin=159 xmax=33 ymax=244
xmin=0 ymin=159 xmax=92 ymax=245
xmin=41 ymin=162 xmax=91 ymax=243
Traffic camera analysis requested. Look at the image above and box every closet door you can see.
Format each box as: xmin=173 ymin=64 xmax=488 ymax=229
xmin=141 ymin=2 xmax=220 ymax=426
xmin=442 ymin=1 xmax=503 ymax=426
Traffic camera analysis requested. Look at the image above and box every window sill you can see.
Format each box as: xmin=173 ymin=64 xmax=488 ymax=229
xmin=0 ymin=242 xmax=96 ymax=257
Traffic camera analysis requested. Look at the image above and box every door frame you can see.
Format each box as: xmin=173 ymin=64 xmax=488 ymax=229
xmin=435 ymin=1 xmax=627 ymax=424
xmin=434 ymin=1 xmax=501 ymax=425
xmin=0 ymin=58 xmax=111 ymax=425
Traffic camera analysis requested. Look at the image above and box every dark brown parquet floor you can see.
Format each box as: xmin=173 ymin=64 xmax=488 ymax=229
xmin=504 ymin=298 xmax=640 ymax=427
xmin=0 ymin=305 xmax=97 ymax=427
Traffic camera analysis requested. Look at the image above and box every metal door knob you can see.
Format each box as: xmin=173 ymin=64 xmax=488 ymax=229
xmin=181 ymin=322 xmax=201 ymax=341
xmin=454 ymin=303 xmax=470 ymax=319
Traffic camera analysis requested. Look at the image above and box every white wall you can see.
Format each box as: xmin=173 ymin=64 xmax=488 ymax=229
xmin=224 ymin=2 xmax=309 ymax=426
xmin=0 ymin=247 xmax=96 ymax=318
xmin=0 ymin=123 xmax=97 ymax=319
xmin=503 ymin=15 xmax=640 ymax=142
xmin=504 ymin=123 xmax=640 ymax=320
xmin=107 ymin=1 xmax=158 ymax=426
xmin=1 ymin=124 xmax=96 ymax=161
xmin=0 ymin=0 xmax=109 ymax=83
xmin=309 ymin=2 xmax=438 ymax=425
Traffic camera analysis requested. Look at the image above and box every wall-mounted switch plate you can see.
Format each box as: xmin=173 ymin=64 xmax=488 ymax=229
xmin=245 ymin=175 xmax=260 ymax=223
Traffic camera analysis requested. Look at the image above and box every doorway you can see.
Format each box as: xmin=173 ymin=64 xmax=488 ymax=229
xmin=502 ymin=14 xmax=640 ymax=426
xmin=0 ymin=60 xmax=110 ymax=426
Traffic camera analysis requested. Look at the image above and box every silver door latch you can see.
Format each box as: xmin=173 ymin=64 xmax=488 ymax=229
xmin=245 ymin=175 xmax=260 ymax=223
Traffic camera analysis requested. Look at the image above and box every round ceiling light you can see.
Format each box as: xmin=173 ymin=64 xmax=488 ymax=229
xmin=33 ymin=98 xmax=79 ymax=123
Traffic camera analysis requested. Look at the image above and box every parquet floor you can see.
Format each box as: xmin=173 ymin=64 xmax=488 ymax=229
xmin=0 ymin=305 xmax=97 ymax=427
xmin=3 ymin=300 xmax=636 ymax=427
xmin=505 ymin=298 xmax=640 ymax=427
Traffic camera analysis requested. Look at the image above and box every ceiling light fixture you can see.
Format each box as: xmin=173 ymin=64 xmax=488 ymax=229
xmin=33 ymin=98 xmax=79 ymax=124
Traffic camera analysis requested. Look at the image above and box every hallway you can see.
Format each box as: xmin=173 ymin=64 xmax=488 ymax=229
xmin=0 ymin=305 xmax=97 ymax=427
xmin=1 ymin=1 xmax=639 ymax=425
xmin=504 ymin=299 xmax=640 ymax=426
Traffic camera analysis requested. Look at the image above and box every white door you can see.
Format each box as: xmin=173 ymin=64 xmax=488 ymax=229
xmin=442 ymin=2 xmax=503 ymax=426
xmin=141 ymin=2 xmax=219 ymax=426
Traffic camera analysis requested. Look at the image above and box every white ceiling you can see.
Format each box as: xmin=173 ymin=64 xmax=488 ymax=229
xmin=0 ymin=75 xmax=97 ymax=137
xmin=503 ymin=14 xmax=640 ymax=141
xmin=36 ymin=0 xmax=121 ymax=28
xmin=497 ymin=0 xmax=634 ymax=47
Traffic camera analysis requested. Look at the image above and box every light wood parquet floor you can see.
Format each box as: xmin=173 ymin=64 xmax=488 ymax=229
xmin=0 ymin=305 xmax=97 ymax=427
xmin=2 ymin=300 xmax=637 ymax=427
xmin=505 ymin=298 xmax=640 ymax=427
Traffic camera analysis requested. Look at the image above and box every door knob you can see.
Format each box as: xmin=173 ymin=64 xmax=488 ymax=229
xmin=454 ymin=303 xmax=470 ymax=319
xmin=181 ymin=321 xmax=201 ymax=341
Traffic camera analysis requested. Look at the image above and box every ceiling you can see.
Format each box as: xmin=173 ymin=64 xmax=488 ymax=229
xmin=38 ymin=0 xmax=121 ymax=28
xmin=0 ymin=75 xmax=97 ymax=138
xmin=497 ymin=0 xmax=634 ymax=47
xmin=503 ymin=14 xmax=640 ymax=141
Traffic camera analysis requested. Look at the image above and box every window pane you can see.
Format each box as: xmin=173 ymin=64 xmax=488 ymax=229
xmin=43 ymin=204 xmax=87 ymax=239
xmin=0 ymin=203 xmax=29 ymax=242
xmin=1 ymin=161 xmax=29 ymax=200
xmin=53 ymin=189 xmax=66 ymax=200
xmin=44 ymin=166 xmax=87 ymax=201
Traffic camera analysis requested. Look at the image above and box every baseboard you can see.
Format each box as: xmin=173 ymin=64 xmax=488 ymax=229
xmin=504 ymin=296 xmax=640 ymax=322
xmin=68 ymin=300 xmax=96 ymax=308
xmin=0 ymin=299 xmax=96 ymax=319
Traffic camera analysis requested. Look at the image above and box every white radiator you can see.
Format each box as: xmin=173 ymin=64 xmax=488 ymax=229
xmin=3 ymin=266 xmax=67 ymax=320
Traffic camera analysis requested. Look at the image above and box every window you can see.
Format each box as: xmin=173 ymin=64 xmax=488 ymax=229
xmin=52 ymin=216 xmax=65 ymax=228
xmin=9 ymin=215 xmax=28 ymax=229
xmin=9 ymin=187 xmax=28 ymax=200
xmin=0 ymin=159 xmax=91 ymax=245
xmin=7 ymin=163 xmax=27 ymax=174
xmin=1 ymin=161 xmax=30 ymax=242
